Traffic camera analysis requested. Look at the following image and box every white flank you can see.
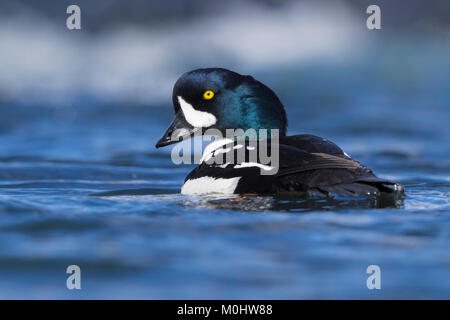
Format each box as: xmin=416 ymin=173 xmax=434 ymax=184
xmin=177 ymin=96 xmax=217 ymax=127
xmin=181 ymin=176 xmax=241 ymax=195
xmin=233 ymin=162 xmax=275 ymax=171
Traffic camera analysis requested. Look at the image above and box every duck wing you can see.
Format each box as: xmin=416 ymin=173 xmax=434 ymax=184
xmin=184 ymin=137 xmax=403 ymax=196
xmin=279 ymin=134 xmax=350 ymax=158
xmin=275 ymin=143 xmax=402 ymax=196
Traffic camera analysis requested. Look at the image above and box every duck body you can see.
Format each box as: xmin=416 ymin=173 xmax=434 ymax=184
xmin=181 ymin=134 xmax=402 ymax=197
xmin=156 ymin=68 xmax=404 ymax=198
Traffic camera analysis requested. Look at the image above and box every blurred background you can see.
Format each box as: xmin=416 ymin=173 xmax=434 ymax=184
xmin=0 ymin=0 xmax=449 ymax=299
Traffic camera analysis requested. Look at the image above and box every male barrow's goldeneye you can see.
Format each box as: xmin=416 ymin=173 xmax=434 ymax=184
xmin=155 ymin=68 xmax=404 ymax=197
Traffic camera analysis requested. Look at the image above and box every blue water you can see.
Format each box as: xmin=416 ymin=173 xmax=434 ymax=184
xmin=0 ymin=56 xmax=449 ymax=299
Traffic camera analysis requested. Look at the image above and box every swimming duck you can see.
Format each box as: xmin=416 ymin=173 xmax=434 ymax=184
xmin=155 ymin=68 xmax=404 ymax=197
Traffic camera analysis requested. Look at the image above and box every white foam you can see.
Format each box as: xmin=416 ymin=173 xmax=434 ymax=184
xmin=0 ymin=2 xmax=364 ymax=105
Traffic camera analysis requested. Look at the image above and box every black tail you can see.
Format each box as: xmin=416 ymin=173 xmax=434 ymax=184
xmin=317 ymin=177 xmax=404 ymax=197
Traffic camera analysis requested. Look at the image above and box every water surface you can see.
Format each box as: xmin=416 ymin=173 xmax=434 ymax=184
xmin=0 ymin=58 xmax=449 ymax=299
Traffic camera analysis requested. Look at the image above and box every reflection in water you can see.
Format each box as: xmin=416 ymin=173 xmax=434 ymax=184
xmin=177 ymin=193 xmax=404 ymax=212
xmin=90 ymin=187 xmax=404 ymax=212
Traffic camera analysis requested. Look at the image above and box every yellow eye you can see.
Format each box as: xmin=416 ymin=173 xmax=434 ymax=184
xmin=203 ymin=90 xmax=215 ymax=100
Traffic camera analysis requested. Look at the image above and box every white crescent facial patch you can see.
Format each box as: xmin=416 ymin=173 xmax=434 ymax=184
xmin=177 ymin=96 xmax=217 ymax=128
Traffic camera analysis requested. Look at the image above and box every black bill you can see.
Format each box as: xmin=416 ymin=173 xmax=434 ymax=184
xmin=155 ymin=111 xmax=198 ymax=148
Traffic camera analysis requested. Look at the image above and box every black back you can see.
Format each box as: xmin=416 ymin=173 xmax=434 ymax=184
xmin=185 ymin=134 xmax=403 ymax=196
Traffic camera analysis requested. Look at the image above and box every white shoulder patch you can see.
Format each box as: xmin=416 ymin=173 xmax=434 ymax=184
xmin=178 ymin=96 xmax=217 ymax=128
xmin=181 ymin=176 xmax=241 ymax=195
xmin=200 ymin=138 xmax=234 ymax=163
xmin=233 ymin=162 xmax=275 ymax=171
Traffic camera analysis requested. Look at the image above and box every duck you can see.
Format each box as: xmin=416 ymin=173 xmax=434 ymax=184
xmin=155 ymin=68 xmax=404 ymax=197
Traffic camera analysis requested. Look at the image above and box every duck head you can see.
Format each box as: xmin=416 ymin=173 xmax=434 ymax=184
xmin=155 ymin=68 xmax=287 ymax=148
